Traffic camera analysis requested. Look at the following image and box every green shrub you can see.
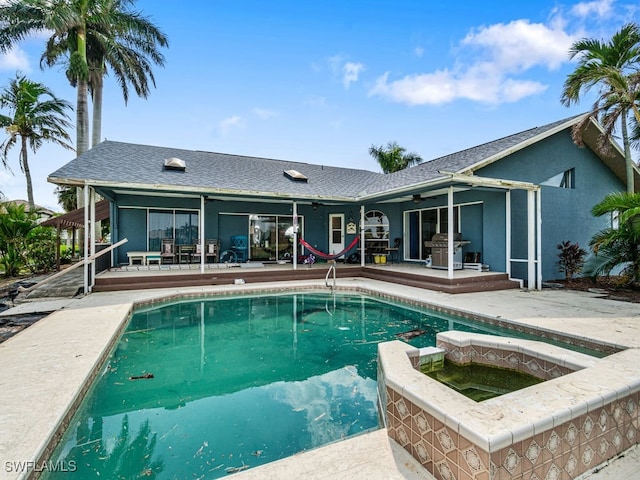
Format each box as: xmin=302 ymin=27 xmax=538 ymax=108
xmin=26 ymin=226 xmax=56 ymax=273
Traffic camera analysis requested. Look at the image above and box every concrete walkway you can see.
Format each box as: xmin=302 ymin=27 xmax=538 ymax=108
xmin=0 ymin=277 xmax=639 ymax=479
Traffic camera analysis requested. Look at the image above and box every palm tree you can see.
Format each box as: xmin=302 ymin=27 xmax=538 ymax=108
xmin=40 ymin=0 xmax=168 ymax=147
xmin=0 ymin=0 xmax=168 ymax=154
xmin=55 ymin=185 xmax=78 ymax=212
xmin=368 ymin=141 xmax=423 ymax=174
xmin=0 ymin=74 xmax=73 ymax=207
xmin=561 ymin=23 xmax=640 ymax=193
xmin=584 ymin=191 xmax=640 ymax=286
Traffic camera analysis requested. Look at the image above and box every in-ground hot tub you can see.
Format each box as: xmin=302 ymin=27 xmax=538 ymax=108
xmin=378 ymin=331 xmax=640 ymax=480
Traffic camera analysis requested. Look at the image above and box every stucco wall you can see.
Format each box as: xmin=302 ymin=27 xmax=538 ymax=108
xmin=477 ymin=129 xmax=625 ymax=281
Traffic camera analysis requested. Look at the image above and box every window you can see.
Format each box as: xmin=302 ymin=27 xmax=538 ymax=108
xmin=364 ymin=210 xmax=390 ymax=255
xmin=249 ymin=214 xmax=303 ymax=261
xmin=148 ymin=209 xmax=199 ymax=250
xmin=541 ymin=168 xmax=575 ymax=189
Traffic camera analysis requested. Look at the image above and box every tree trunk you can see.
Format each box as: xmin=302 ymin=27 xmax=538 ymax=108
xmin=620 ymin=111 xmax=635 ymax=193
xmin=75 ymin=22 xmax=89 ymax=210
xmin=91 ymin=74 xmax=103 ymax=147
xmin=76 ymin=81 xmax=90 ymax=155
xmin=20 ymin=135 xmax=34 ymax=207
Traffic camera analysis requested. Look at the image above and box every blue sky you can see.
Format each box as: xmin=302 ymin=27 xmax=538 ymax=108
xmin=1 ymin=0 xmax=639 ymax=211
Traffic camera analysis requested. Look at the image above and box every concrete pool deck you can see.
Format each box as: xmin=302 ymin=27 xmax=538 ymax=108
xmin=0 ymin=278 xmax=639 ymax=479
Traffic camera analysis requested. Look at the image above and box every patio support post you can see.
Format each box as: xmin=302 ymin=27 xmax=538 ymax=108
xmin=83 ymin=185 xmax=89 ymax=295
xmin=505 ymin=190 xmax=511 ymax=277
xmin=293 ymin=201 xmax=298 ymax=270
xmin=536 ymin=187 xmax=542 ymax=290
xmin=200 ymin=196 xmax=205 ymax=273
xmin=447 ymin=185 xmax=454 ymax=280
xmin=360 ymin=205 xmax=365 ymax=267
xmin=90 ymin=189 xmax=96 ymax=290
xmin=527 ymin=189 xmax=535 ymax=290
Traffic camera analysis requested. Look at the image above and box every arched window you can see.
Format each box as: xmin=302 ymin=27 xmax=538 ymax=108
xmin=364 ymin=210 xmax=389 ymax=255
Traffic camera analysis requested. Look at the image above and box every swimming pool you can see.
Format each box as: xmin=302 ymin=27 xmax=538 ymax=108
xmin=41 ymin=291 xmax=590 ymax=479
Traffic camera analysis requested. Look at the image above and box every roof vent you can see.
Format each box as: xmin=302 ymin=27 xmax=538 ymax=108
xmin=164 ymin=157 xmax=186 ymax=171
xmin=283 ymin=169 xmax=308 ymax=182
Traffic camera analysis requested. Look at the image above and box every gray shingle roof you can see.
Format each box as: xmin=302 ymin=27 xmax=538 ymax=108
xmin=48 ymin=115 xmax=584 ymax=201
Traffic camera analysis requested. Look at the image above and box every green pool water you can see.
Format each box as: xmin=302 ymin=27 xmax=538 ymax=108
xmin=40 ymin=292 xmax=583 ymax=479
xmin=424 ymin=360 xmax=545 ymax=402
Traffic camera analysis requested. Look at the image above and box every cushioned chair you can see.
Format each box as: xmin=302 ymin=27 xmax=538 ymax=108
xmin=231 ymin=235 xmax=248 ymax=262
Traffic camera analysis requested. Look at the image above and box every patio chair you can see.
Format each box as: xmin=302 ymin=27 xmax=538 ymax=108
xmin=205 ymin=239 xmax=219 ymax=263
xmin=192 ymin=239 xmax=219 ymax=263
xmin=231 ymin=235 xmax=248 ymax=262
xmin=161 ymin=238 xmax=175 ymax=264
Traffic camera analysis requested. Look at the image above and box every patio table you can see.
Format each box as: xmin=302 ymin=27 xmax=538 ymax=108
xmin=127 ymin=251 xmax=161 ymax=266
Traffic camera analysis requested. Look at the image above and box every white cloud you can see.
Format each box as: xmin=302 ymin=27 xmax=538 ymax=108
xmin=326 ymin=55 xmax=365 ymax=89
xmin=571 ymin=0 xmax=614 ymax=18
xmin=342 ymin=61 xmax=364 ymax=89
xmin=217 ymin=115 xmax=243 ymax=135
xmin=0 ymin=46 xmax=30 ymax=72
xmin=369 ymin=67 xmax=548 ymax=106
xmin=461 ymin=19 xmax=574 ymax=71
xmin=414 ymin=46 xmax=424 ymax=58
xmin=253 ymin=108 xmax=278 ymax=120
xmin=370 ymin=18 xmax=574 ymax=106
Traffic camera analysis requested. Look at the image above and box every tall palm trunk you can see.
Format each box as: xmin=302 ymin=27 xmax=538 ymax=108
xmin=76 ymin=25 xmax=89 ymax=156
xmin=20 ymin=135 xmax=33 ymax=207
xmin=91 ymin=74 xmax=103 ymax=147
xmin=620 ymin=110 xmax=634 ymax=193
xmin=75 ymin=18 xmax=89 ymax=210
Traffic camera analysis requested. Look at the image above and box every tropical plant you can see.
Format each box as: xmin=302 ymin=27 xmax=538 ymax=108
xmin=368 ymin=141 xmax=423 ymax=174
xmin=556 ymin=241 xmax=587 ymax=281
xmin=55 ymin=185 xmax=78 ymax=212
xmin=0 ymin=0 xmax=168 ymax=155
xmin=561 ymin=23 xmax=640 ymax=193
xmin=0 ymin=74 xmax=73 ymax=207
xmin=26 ymin=225 xmax=56 ymax=273
xmin=584 ymin=191 xmax=640 ymax=287
xmin=0 ymin=201 xmax=41 ymax=277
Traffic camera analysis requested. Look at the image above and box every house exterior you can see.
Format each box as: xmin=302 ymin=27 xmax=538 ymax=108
xmin=47 ymin=114 xmax=639 ymax=289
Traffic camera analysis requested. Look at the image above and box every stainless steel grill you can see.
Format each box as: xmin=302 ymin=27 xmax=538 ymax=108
xmin=424 ymin=233 xmax=469 ymax=269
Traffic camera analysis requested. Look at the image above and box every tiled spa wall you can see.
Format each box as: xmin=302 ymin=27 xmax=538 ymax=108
xmin=378 ymin=335 xmax=640 ymax=480
xmin=384 ymin=386 xmax=639 ymax=480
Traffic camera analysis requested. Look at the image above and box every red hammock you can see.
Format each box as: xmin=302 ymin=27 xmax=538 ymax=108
xmin=299 ymin=236 xmax=360 ymax=260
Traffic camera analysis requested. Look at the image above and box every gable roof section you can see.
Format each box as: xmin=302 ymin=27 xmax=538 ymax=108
xmin=357 ymin=115 xmax=586 ymax=198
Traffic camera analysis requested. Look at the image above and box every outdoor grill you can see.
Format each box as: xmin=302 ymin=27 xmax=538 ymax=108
xmin=424 ymin=233 xmax=469 ymax=270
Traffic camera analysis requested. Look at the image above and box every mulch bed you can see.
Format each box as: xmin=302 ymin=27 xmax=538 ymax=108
xmin=552 ymin=277 xmax=640 ymax=303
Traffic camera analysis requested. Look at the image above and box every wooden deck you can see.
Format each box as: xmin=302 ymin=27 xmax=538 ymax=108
xmin=94 ymin=262 xmax=520 ymax=294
